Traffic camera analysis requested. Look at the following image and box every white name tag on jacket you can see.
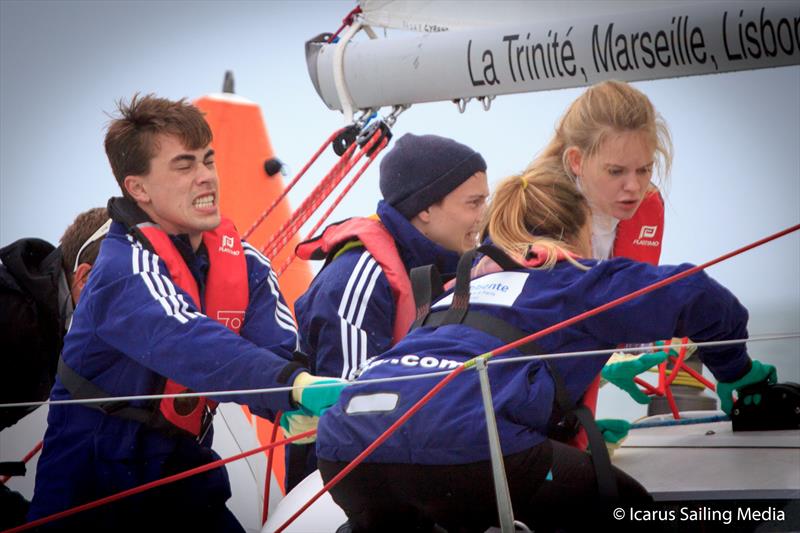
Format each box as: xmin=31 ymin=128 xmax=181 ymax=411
xmin=432 ymin=271 xmax=529 ymax=309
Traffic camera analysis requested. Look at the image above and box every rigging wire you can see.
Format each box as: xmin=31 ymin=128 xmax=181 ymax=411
xmin=2 ymin=334 xmax=797 ymax=411
xmin=4 ymin=225 xmax=797 ymax=530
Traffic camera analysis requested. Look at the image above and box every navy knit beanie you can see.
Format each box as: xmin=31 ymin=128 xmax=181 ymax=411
xmin=379 ymin=133 xmax=487 ymax=219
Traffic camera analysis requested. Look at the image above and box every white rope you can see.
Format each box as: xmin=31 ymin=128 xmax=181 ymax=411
xmin=1 ymin=333 xmax=797 ymax=410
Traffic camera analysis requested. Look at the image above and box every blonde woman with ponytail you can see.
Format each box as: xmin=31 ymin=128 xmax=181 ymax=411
xmin=316 ymin=164 xmax=767 ymax=532
xmin=486 ymin=160 xmax=592 ymax=270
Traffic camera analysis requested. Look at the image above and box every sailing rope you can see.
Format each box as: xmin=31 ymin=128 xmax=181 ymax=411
xmin=242 ymin=128 xmax=345 ymax=241
xmin=260 ymin=140 xmax=356 ymax=258
xmin=631 ymin=414 xmax=730 ymax=429
xmin=2 ymin=334 xmax=797 ymax=532
xmin=261 ymin=123 xmax=388 ymax=260
xmin=262 ymin=409 xmax=283 ymax=526
xmin=4 ymin=335 xmax=797 ymax=411
xmin=3 ymin=430 xmax=315 ymax=533
xmin=275 ymin=131 xmax=390 ymax=277
xmin=328 ymin=6 xmax=363 ymax=43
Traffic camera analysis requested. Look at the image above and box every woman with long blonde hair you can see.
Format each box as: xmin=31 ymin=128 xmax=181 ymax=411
xmin=531 ymin=80 xmax=674 ymax=449
xmin=532 ymin=79 xmax=672 ymax=263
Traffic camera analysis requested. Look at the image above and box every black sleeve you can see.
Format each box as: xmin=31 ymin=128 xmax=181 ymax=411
xmin=0 ymin=285 xmax=54 ymax=429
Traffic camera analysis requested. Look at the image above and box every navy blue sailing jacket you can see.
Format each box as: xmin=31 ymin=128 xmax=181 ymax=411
xmin=295 ymin=201 xmax=460 ymax=379
xmin=317 ymin=257 xmax=750 ymax=465
xmin=29 ymin=220 xmax=301 ymax=521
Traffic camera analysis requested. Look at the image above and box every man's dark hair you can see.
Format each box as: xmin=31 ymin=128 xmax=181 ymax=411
xmin=104 ymin=93 xmax=212 ymax=197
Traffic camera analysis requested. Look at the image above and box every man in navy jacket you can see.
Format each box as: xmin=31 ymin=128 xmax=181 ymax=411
xmin=27 ymin=95 xmax=343 ymax=532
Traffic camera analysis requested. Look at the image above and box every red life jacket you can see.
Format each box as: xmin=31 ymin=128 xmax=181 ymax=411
xmin=296 ymin=217 xmax=414 ymax=345
xmin=612 ymin=189 xmax=664 ymax=265
xmin=574 ymin=188 xmax=665 ymax=450
xmin=135 ymin=217 xmax=249 ymax=437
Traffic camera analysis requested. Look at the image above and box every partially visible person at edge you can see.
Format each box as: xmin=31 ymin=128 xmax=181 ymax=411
xmin=288 ymin=133 xmax=489 ymax=490
xmin=528 ymin=79 xmax=673 ymax=449
xmin=316 ymin=162 xmax=777 ymax=533
xmin=26 ymin=94 xmax=344 ymax=532
xmin=0 ymin=207 xmax=109 ymax=529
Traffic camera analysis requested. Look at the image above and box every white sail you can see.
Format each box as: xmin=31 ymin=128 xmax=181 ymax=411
xmin=307 ymin=1 xmax=800 ymax=116
xmin=359 ymin=0 xmax=698 ymax=32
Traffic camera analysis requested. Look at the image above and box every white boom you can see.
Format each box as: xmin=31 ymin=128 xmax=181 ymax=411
xmin=306 ymin=1 xmax=800 ymax=118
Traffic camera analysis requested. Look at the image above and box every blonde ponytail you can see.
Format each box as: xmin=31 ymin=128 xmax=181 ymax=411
xmin=486 ymin=161 xmax=589 ymax=270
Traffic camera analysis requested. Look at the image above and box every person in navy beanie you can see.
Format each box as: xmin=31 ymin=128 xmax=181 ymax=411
xmin=289 ymin=133 xmax=489 ymax=489
xmin=380 ymin=133 xmax=487 ymax=219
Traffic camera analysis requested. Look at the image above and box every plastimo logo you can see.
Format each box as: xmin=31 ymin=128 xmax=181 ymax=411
xmin=639 ymin=225 xmax=658 ymax=239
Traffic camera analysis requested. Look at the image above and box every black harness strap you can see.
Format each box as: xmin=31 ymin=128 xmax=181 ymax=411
xmin=410 ymin=264 xmax=444 ymax=330
xmin=414 ymin=244 xmax=522 ymax=329
xmin=58 ymin=357 xmax=157 ymax=427
xmin=439 ymin=248 xmax=478 ymax=326
xmin=425 ymin=310 xmax=544 ymax=358
xmin=57 ymin=356 xmax=212 ymax=440
xmin=547 ymin=363 xmax=619 ymax=501
xmin=409 ymin=245 xmax=619 ymax=501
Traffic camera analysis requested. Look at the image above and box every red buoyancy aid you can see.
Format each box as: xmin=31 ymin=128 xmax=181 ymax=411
xmin=612 ymin=189 xmax=665 ymax=265
xmin=573 ymin=189 xmax=665 ymax=450
xmin=138 ymin=217 xmax=249 ymax=437
xmin=296 ymin=217 xmax=414 ymax=345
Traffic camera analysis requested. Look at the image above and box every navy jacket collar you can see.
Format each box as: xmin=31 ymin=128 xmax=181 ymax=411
xmin=376 ymin=200 xmax=459 ymax=275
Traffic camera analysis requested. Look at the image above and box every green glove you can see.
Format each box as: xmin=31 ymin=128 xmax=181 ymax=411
xmin=716 ymin=360 xmax=777 ymax=415
xmin=280 ymin=408 xmax=319 ymax=444
xmin=601 ymin=350 xmax=668 ymax=404
xmin=291 ymin=372 xmax=347 ymax=416
xmin=596 ymin=418 xmax=631 ymax=444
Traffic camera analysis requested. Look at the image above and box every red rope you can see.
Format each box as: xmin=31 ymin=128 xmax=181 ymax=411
xmin=262 ymin=410 xmax=282 ymax=525
xmin=6 ymin=430 xmax=315 ymax=533
xmin=261 ymin=140 xmax=359 ymax=259
xmin=263 ymin=126 xmax=387 ymax=261
xmin=327 ymin=6 xmax=362 ymax=43
xmin=275 ymin=222 xmax=800 ymax=531
xmin=276 ymin=134 xmax=389 ymax=277
xmin=262 ymin=148 xmax=354 ymax=259
xmin=667 ymin=356 xmax=716 ymax=390
xmin=0 ymin=440 xmax=43 ymax=485
xmin=242 ymin=129 xmax=344 ymax=241
xmin=485 ymin=223 xmax=799 ymax=359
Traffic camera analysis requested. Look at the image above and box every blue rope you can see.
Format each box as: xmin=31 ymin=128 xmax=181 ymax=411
xmin=631 ymin=414 xmax=730 ymax=429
